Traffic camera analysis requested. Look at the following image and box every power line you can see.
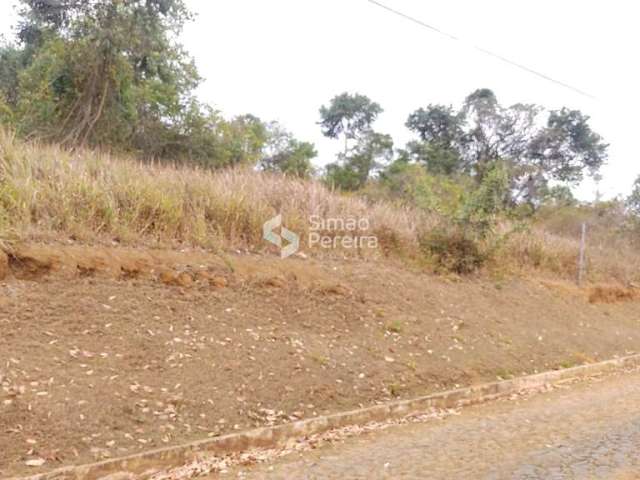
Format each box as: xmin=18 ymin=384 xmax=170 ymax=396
xmin=367 ymin=0 xmax=597 ymax=100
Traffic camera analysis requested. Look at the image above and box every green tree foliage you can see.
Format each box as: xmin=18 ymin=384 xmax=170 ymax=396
xmin=405 ymin=105 xmax=463 ymax=151
xmin=216 ymin=114 xmax=268 ymax=168
xmin=527 ymin=108 xmax=608 ymax=180
xmin=405 ymin=89 xmax=608 ymax=207
xmin=326 ymin=131 xmax=393 ymax=191
xmin=10 ymin=0 xmax=199 ymax=145
xmin=414 ymin=162 xmax=510 ymax=274
xmin=627 ymin=176 xmax=640 ymax=217
xmin=380 ymin=157 xmax=508 ymax=229
xmin=319 ymin=92 xmax=382 ymax=156
xmin=540 ymin=185 xmax=578 ymax=208
xmin=320 ymin=93 xmax=392 ymax=190
xmin=400 ymin=105 xmax=463 ymax=174
xmin=261 ymin=122 xmax=317 ymax=178
xmin=462 ymin=161 xmax=510 ymax=232
xmin=378 ymin=159 xmax=470 ymax=216
xmin=396 ymin=140 xmax=461 ymax=175
xmin=0 ymin=0 xmax=290 ymax=168
xmin=0 ymin=39 xmax=25 ymax=109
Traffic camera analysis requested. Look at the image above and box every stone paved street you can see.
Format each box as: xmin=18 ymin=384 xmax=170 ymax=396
xmin=227 ymin=370 xmax=640 ymax=479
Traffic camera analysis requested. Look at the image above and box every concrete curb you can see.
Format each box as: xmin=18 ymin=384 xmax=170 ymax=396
xmin=10 ymin=353 xmax=640 ymax=480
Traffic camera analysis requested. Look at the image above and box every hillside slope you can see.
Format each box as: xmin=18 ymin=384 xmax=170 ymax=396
xmin=1 ymin=243 xmax=640 ymax=476
xmin=1 ymin=130 xmax=639 ymax=284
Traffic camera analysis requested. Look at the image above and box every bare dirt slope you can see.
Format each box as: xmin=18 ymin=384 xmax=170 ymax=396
xmin=1 ymin=243 xmax=640 ymax=477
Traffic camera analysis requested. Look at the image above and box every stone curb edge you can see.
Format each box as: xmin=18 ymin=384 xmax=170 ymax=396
xmin=9 ymin=353 xmax=640 ymax=480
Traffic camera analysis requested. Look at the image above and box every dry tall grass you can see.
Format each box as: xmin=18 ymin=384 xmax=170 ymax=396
xmin=503 ymin=218 xmax=640 ymax=284
xmin=0 ymin=129 xmax=425 ymax=253
xmin=0 ymin=128 xmax=638 ymax=283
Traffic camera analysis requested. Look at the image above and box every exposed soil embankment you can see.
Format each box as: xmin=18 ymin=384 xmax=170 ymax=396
xmin=1 ymin=243 xmax=640 ymax=477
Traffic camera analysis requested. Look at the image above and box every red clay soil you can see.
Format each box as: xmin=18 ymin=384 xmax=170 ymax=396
xmin=1 ymin=243 xmax=640 ymax=477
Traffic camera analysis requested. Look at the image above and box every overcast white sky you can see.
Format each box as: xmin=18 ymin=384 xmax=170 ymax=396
xmin=1 ymin=0 xmax=638 ymax=200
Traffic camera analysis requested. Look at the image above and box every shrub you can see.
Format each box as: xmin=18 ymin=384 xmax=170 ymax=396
xmin=419 ymin=226 xmax=486 ymax=274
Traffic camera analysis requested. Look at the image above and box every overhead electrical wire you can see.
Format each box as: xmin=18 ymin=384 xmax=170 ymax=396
xmin=367 ymin=0 xmax=597 ymax=100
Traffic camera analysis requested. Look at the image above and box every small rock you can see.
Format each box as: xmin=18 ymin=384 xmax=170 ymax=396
xmin=25 ymin=458 xmax=46 ymax=467
xmin=209 ymin=276 xmax=228 ymax=288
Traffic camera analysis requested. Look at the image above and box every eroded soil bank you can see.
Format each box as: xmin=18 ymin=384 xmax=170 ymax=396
xmin=1 ymin=243 xmax=639 ymax=477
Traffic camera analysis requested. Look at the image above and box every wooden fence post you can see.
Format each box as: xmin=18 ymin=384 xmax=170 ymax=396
xmin=577 ymin=222 xmax=587 ymax=286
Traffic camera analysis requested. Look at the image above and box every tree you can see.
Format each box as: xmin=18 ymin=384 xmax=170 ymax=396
xmin=10 ymin=0 xmax=198 ymax=147
xmin=462 ymin=161 xmax=510 ymax=229
xmin=260 ymin=122 xmax=316 ymax=178
xmin=0 ymin=39 xmax=26 ymax=109
xmin=461 ymin=90 xmax=541 ymax=182
xmin=378 ymin=159 xmax=472 ymax=216
xmin=403 ymin=105 xmax=464 ymax=175
xmin=405 ymin=89 xmax=608 ymax=207
xmin=406 ymin=105 xmax=463 ymax=151
xmin=319 ymin=92 xmax=382 ymax=156
xmin=627 ymin=176 xmax=640 ymax=217
xmin=396 ymin=140 xmax=462 ymax=175
xmin=325 ymin=131 xmax=393 ymax=191
xmin=319 ymin=93 xmax=390 ymax=190
xmin=541 ymin=185 xmax=577 ymax=208
xmin=0 ymin=0 xmax=273 ymax=168
xmin=528 ymin=108 xmax=607 ymax=182
xmin=215 ymin=114 xmax=268 ymax=168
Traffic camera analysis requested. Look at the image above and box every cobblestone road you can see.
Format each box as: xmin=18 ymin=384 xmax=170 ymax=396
xmin=227 ymin=370 xmax=640 ymax=479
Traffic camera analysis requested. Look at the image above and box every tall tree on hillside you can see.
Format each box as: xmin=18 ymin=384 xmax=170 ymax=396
xmin=404 ymin=104 xmax=464 ymax=175
xmin=10 ymin=0 xmax=198 ymax=147
xmin=319 ymin=92 xmax=382 ymax=156
xmin=319 ymin=93 xmax=392 ymax=190
xmin=0 ymin=0 xmax=272 ymax=168
xmin=325 ymin=131 xmax=393 ymax=191
xmin=405 ymin=89 xmax=608 ymax=207
xmin=526 ymin=108 xmax=607 ymax=183
xmin=406 ymin=104 xmax=463 ymax=151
